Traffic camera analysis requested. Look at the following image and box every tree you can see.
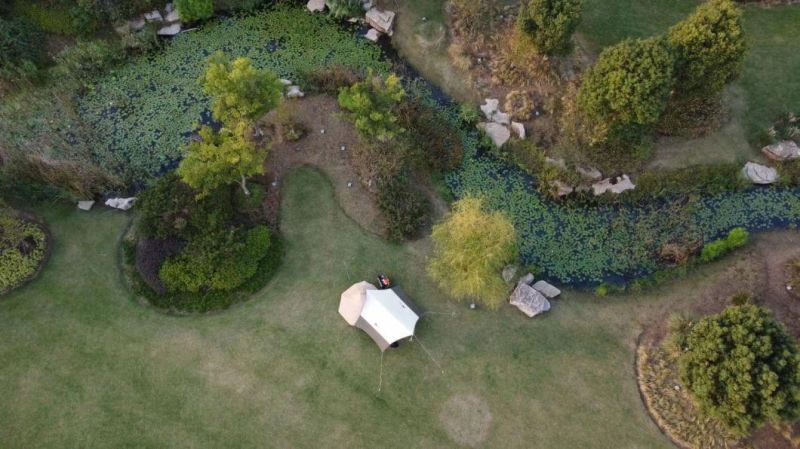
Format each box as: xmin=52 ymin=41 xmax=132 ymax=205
xmin=327 ymin=0 xmax=362 ymax=19
xmin=177 ymin=121 xmax=266 ymax=197
xmin=199 ymin=51 xmax=284 ymax=126
xmin=337 ymin=71 xmax=405 ymax=142
xmin=175 ymin=0 xmax=214 ymax=23
xmin=516 ymin=0 xmax=582 ymax=56
xmin=577 ymin=38 xmax=674 ymax=147
xmin=678 ymin=304 xmax=800 ymax=436
xmin=667 ymin=0 xmax=746 ymax=101
xmin=428 ymin=197 xmax=517 ymax=309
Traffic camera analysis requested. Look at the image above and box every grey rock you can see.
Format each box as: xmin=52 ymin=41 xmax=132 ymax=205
xmin=77 ymin=200 xmax=95 ymax=211
xmin=518 ymin=272 xmax=534 ymax=286
xmin=742 ymin=162 xmax=778 ymax=184
xmin=157 ymin=23 xmax=181 ymax=36
xmin=144 ymin=9 xmax=163 ymax=22
xmin=130 ymin=17 xmax=146 ymax=30
xmin=365 ymin=8 xmax=395 ymax=35
xmin=476 ymin=122 xmax=511 ymax=148
xmin=365 ymin=28 xmax=381 ymax=42
xmin=287 ymin=85 xmax=304 ymax=98
xmin=532 ymin=280 xmax=561 ymax=299
xmin=576 ymin=165 xmax=602 ymax=181
xmin=550 ymin=180 xmax=573 ymax=197
xmin=510 ymin=122 xmax=525 ymax=139
xmin=164 ymin=9 xmax=180 ymax=22
xmin=762 ymin=140 xmax=800 ymax=161
xmin=307 ymin=0 xmax=326 ymax=12
xmin=105 ymin=197 xmax=136 ymax=211
xmin=592 ymin=175 xmax=635 ymax=195
xmin=480 ymin=98 xmax=499 ymax=120
xmin=509 ymin=283 xmax=551 ymax=318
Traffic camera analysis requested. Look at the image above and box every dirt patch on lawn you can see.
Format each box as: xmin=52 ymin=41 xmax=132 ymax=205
xmin=257 ymin=95 xmax=386 ymax=236
xmin=636 ymin=230 xmax=800 ymax=449
xmin=439 ymin=393 xmax=492 ymax=447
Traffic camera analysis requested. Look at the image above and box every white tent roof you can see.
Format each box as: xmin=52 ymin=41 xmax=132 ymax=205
xmin=356 ymin=289 xmax=420 ymax=351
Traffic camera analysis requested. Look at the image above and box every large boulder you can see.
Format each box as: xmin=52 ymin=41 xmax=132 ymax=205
xmin=532 ymin=280 xmax=561 ymax=299
xmin=509 ymin=283 xmax=551 ymax=318
xmin=742 ymin=162 xmax=778 ymax=184
xmin=477 ymin=122 xmax=511 ymax=148
xmin=762 ymin=140 xmax=800 ymax=161
xmin=365 ymin=8 xmax=395 ymax=35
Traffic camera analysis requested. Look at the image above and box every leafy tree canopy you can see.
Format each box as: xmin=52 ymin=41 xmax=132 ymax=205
xmin=667 ymin=0 xmax=746 ymax=100
xmin=199 ymin=51 xmax=284 ymax=126
xmin=516 ymin=0 xmax=582 ymax=56
xmin=428 ymin=196 xmax=517 ymax=309
xmin=679 ymin=304 xmax=800 ymax=436
xmin=578 ymin=38 xmax=675 ymax=128
xmin=177 ymin=122 xmax=266 ymax=197
xmin=337 ymin=71 xmax=405 ymax=142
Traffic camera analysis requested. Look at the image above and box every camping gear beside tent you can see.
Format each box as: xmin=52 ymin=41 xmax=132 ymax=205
xmin=339 ymin=282 xmax=420 ymax=351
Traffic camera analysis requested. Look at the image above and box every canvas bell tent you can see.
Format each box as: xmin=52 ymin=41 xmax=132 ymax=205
xmin=339 ymin=283 xmax=420 ymax=351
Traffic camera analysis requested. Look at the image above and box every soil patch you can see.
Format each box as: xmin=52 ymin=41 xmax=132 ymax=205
xmin=439 ymin=393 xmax=492 ymax=447
xmin=258 ymin=95 xmax=386 ymax=236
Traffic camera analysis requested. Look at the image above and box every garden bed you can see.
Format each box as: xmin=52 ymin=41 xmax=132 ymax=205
xmin=0 ymin=209 xmax=51 ymax=297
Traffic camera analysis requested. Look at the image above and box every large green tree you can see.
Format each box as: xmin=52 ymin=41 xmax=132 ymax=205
xmin=199 ymin=51 xmax=284 ymax=126
xmin=337 ymin=71 xmax=405 ymax=142
xmin=679 ymin=304 xmax=800 ymax=436
xmin=577 ymin=38 xmax=674 ymax=147
xmin=428 ymin=197 xmax=517 ymax=309
xmin=516 ymin=0 xmax=582 ymax=56
xmin=177 ymin=122 xmax=266 ymax=197
xmin=667 ymin=0 xmax=746 ymax=101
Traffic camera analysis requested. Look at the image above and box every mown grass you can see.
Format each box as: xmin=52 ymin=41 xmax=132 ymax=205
xmin=0 ymin=168 xmax=672 ymax=449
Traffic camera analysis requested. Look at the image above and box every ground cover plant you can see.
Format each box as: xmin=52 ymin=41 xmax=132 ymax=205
xmin=0 ymin=167 xmax=676 ymax=448
xmin=77 ymin=6 xmax=390 ymax=182
xmin=0 ymin=208 xmax=47 ymax=294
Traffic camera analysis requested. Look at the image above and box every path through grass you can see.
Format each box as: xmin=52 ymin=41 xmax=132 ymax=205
xmin=0 ymin=168 xmax=673 ymax=448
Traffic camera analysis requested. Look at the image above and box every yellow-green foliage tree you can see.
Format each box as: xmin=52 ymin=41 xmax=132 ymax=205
xmin=667 ymin=0 xmax=746 ymax=102
xmin=177 ymin=122 xmax=265 ymax=197
xmin=199 ymin=51 xmax=283 ymax=126
xmin=428 ymin=197 xmax=517 ymax=309
xmin=337 ymin=71 xmax=405 ymax=142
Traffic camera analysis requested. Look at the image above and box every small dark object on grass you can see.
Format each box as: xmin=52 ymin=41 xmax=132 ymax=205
xmin=377 ymin=274 xmax=391 ymax=289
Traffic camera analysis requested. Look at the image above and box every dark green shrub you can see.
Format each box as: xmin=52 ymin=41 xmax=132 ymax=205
xmin=175 ymin=0 xmax=214 ymax=22
xmin=377 ymin=177 xmax=429 ymax=241
xmin=623 ymin=163 xmax=745 ymax=203
xmin=516 ymin=0 xmax=582 ymax=56
xmin=398 ymin=99 xmax=465 ymax=172
xmin=679 ymin=304 xmax=800 ymax=435
xmin=458 ymin=103 xmax=480 ymax=126
xmin=578 ymin=38 xmax=674 ymax=152
xmin=700 ymin=227 xmax=749 ymax=262
xmin=160 ymin=225 xmax=271 ymax=292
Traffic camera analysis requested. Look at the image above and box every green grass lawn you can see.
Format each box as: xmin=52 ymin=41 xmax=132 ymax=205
xmin=0 ymin=168 xmax=673 ymax=448
xmin=579 ymin=0 xmax=800 ymax=162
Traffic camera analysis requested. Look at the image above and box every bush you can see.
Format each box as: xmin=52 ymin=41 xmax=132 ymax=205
xmin=377 ymin=177 xmax=429 ymax=241
xmin=397 ymin=99 xmax=465 ymax=172
xmin=302 ymin=65 xmax=361 ymax=95
xmin=160 ymin=225 xmax=271 ymax=292
xmin=516 ymin=0 xmax=582 ymax=56
xmin=0 ymin=210 xmax=47 ymax=293
xmin=666 ymin=0 xmax=746 ymax=101
xmin=449 ymin=0 xmax=499 ymax=37
xmin=577 ymin=38 xmax=674 ymax=150
xmin=678 ymin=304 xmax=800 ymax=435
xmin=175 ymin=0 xmax=214 ymax=22
xmin=699 ymin=227 xmax=749 ymax=262
xmin=338 ymin=71 xmax=405 ymax=142
xmin=458 ymin=103 xmax=480 ymax=126
xmin=326 ymin=0 xmax=362 ymax=19
xmin=428 ymin=196 xmax=517 ymax=309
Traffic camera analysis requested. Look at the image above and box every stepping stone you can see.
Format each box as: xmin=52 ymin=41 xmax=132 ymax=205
xmin=77 ymin=200 xmax=95 ymax=211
